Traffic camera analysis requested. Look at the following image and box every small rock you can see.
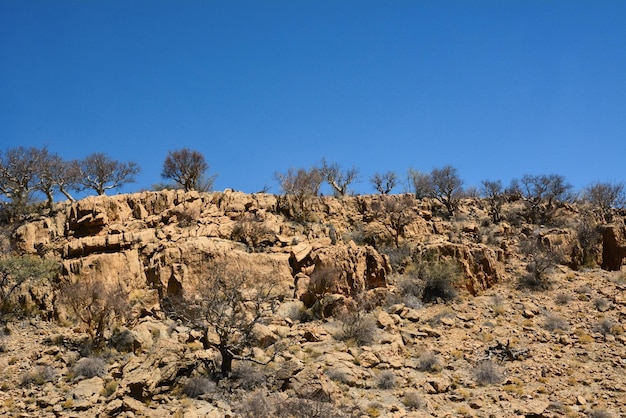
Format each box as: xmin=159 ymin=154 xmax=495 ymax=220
xmin=469 ymin=399 xmax=483 ymax=409
xmin=358 ymin=351 xmax=380 ymax=368
xmin=576 ymin=395 xmax=587 ymax=405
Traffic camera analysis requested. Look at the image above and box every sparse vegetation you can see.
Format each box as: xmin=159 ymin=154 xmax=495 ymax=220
xmin=275 ymin=166 xmax=323 ymax=221
xmin=402 ymin=390 xmax=424 ymax=410
xmin=417 ymin=350 xmax=441 ymax=372
xmin=339 ymin=309 xmax=377 ymax=346
xmin=73 ymin=152 xmax=140 ymax=195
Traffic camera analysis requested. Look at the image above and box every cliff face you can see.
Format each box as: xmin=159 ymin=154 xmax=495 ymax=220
xmin=11 ymin=190 xmax=528 ymax=312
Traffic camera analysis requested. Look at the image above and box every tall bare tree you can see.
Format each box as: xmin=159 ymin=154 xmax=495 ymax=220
xmin=319 ymin=159 xmax=358 ymax=196
xmin=481 ymin=179 xmax=505 ymax=223
xmin=429 ymin=165 xmax=464 ymax=217
xmin=370 ymin=171 xmax=397 ymax=194
xmin=74 ymin=153 xmax=140 ymax=195
xmin=161 ymin=148 xmax=214 ymax=192
xmin=584 ymin=181 xmax=625 ymax=222
xmin=510 ymin=174 xmax=572 ymax=224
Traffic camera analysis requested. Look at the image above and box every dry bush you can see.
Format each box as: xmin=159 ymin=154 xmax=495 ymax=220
xmin=473 ymin=360 xmax=504 ymax=385
xmin=231 ymin=212 xmax=275 ymax=251
xmin=376 ymin=370 xmax=397 ymax=389
xmin=172 ymin=205 xmax=200 ymax=227
xmin=586 ymin=409 xmax=614 ymax=418
xmin=555 ymin=292 xmax=573 ymax=305
xmin=182 ymin=377 xmax=215 ymax=399
xmin=59 ymin=278 xmax=129 ymax=346
xmin=417 ymin=350 xmax=441 ymax=372
xmin=0 ymin=255 xmax=59 ymax=314
xmin=20 ymin=365 xmax=57 ymax=387
xmin=275 ymin=167 xmax=323 ymax=221
xmin=518 ymin=237 xmax=564 ymax=290
xmin=403 ymin=390 xmax=425 ymax=410
xmin=231 ymin=362 xmax=267 ymax=390
xmin=594 ymin=297 xmax=612 ymax=312
xmin=543 ymin=313 xmax=569 ymax=332
xmin=372 ymin=195 xmax=416 ymax=247
xmin=237 ymin=389 xmax=344 ymax=418
xmin=277 ymin=300 xmax=311 ymax=323
xmin=594 ymin=317 xmax=620 ymax=337
xmin=73 ymin=357 xmax=107 ymax=378
xmin=418 ymin=258 xmax=461 ymax=303
xmin=339 ymin=309 xmax=377 ymax=346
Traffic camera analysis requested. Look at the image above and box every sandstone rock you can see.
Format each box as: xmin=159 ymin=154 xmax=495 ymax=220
xmin=514 ymin=400 xmax=549 ymax=416
xmin=600 ymin=223 xmax=626 ymax=271
xmin=358 ymin=350 xmax=380 ymax=368
xmin=69 ymin=376 xmax=103 ymax=409
xmin=426 ymin=377 xmax=451 ymax=393
xmin=300 ymin=243 xmax=389 ymax=306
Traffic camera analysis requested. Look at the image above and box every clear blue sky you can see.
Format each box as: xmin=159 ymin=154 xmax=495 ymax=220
xmin=1 ymin=0 xmax=625 ymax=195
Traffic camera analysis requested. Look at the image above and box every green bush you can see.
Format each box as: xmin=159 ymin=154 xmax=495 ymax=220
xmin=0 ymin=255 xmax=59 ymax=314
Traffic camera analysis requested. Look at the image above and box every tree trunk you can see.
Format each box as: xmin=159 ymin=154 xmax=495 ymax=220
xmin=220 ymin=347 xmax=233 ymax=377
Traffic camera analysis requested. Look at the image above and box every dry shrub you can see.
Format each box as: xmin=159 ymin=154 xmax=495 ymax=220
xmin=555 ymin=292 xmax=573 ymax=305
xmin=20 ymin=365 xmax=57 ymax=387
xmin=73 ymin=357 xmax=107 ymax=378
xmin=376 ymin=370 xmax=397 ymax=389
xmin=543 ymin=313 xmax=569 ymax=332
xmin=339 ymin=309 xmax=377 ymax=346
xmin=231 ymin=212 xmax=275 ymax=251
xmin=473 ymin=360 xmax=504 ymax=385
xmin=172 ymin=205 xmax=200 ymax=227
xmin=417 ymin=350 xmax=441 ymax=372
xmin=403 ymin=390 xmax=424 ymax=410
xmin=182 ymin=377 xmax=215 ymax=399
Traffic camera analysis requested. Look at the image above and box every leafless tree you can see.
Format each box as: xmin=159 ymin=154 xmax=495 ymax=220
xmin=370 ymin=171 xmax=397 ymax=194
xmin=59 ymin=277 xmax=129 ymax=346
xmin=511 ymin=174 xmax=572 ymax=224
xmin=74 ymin=153 xmax=140 ymax=195
xmin=319 ymin=159 xmax=358 ymax=196
xmin=481 ymin=179 xmax=505 ymax=223
xmin=275 ymin=167 xmax=323 ymax=220
xmin=372 ymin=195 xmax=416 ymax=247
xmin=34 ymin=148 xmax=78 ymax=207
xmin=584 ymin=181 xmax=625 ymax=222
xmin=161 ymin=148 xmax=215 ymax=192
xmin=429 ymin=165 xmax=464 ymax=217
xmin=407 ymin=169 xmax=433 ymax=199
xmin=165 ymin=262 xmax=276 ymax=378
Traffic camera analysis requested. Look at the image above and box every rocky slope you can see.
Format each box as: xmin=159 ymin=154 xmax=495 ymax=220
xmin=0 ymin=190 xmax=625 ymax=417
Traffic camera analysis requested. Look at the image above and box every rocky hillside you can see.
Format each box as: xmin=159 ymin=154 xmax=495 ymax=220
xmin=0 ymin=190 xmax=625 ymax=417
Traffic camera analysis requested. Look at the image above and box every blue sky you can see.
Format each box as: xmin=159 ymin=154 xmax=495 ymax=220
xmin=1 ymin=1 xmax=625 ymax=196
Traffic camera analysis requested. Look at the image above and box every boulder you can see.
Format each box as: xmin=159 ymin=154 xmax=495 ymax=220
xmin=299 ymin=242 xmax=389 ymax=306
